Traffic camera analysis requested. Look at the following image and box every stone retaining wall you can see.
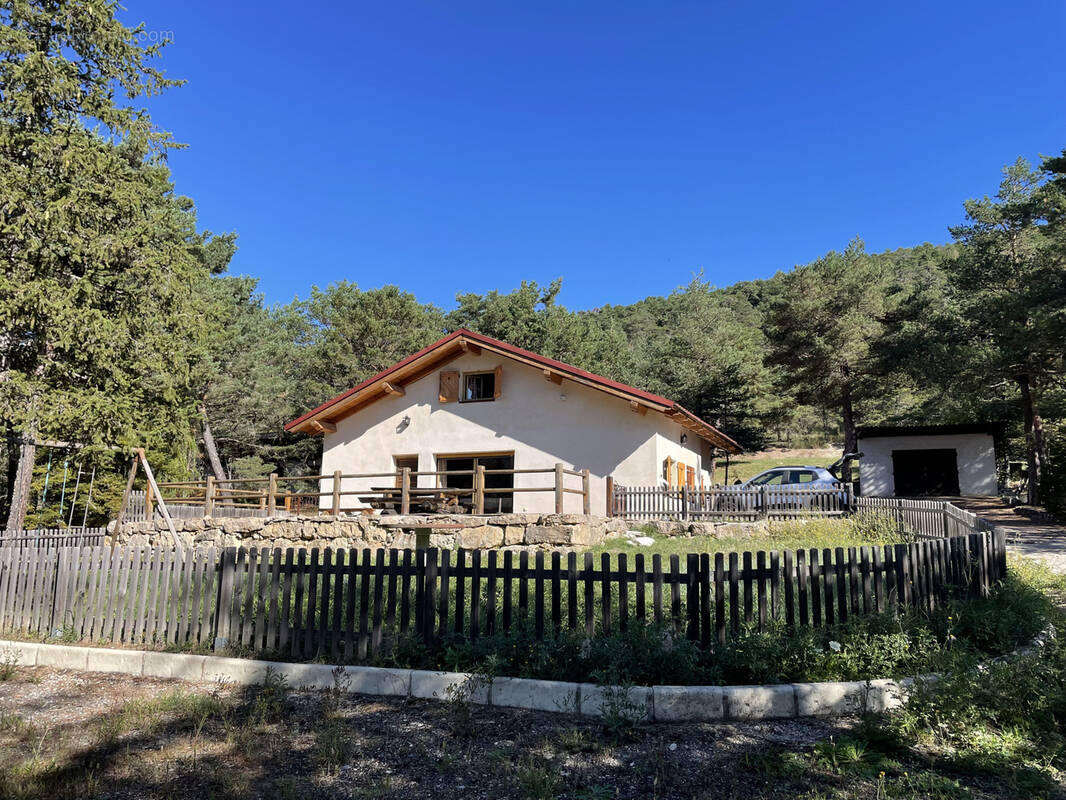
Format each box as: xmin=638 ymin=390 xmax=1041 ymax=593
xmin=109 ymin=514 xmax=773 ymax=552
xmin=110 ymin=513 xmax=632 ymax=552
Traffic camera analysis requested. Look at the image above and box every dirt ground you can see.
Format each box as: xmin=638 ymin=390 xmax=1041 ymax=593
xmin=0 ymin=665 xmax=1041 ymax=800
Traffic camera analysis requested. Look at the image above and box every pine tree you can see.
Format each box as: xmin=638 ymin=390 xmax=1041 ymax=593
xmin=0 ymin=1 xmax=230 ymax=528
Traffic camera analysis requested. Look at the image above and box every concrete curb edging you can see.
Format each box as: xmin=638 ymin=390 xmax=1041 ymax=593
xmin=0 ymin=625 xmax=1054 ymax=723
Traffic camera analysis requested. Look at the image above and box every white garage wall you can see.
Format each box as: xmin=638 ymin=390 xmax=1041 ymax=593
xmin=317 ymin=351 xmax=711 ymax=514
xmin=858 ymin=433 xmax=997 ymax=497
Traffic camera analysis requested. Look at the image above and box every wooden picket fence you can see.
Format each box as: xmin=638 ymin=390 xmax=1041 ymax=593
xmin=0 ymin=528 xmax=106 ymax=550
xmin=0 ymin=500 xmax=1007 ymax=661
xmin=612 ymin=482 xmax=853 ymax=521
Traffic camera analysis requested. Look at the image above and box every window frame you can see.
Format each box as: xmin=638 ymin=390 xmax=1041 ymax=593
xmin=460 ymin=370 xmax=497 ymax=403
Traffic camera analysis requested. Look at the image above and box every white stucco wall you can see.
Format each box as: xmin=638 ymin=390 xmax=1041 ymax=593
xmin=316 ymin=352 xmax=711 ymax=514
xmin=858 ymin=433 xmax=997 ymax=497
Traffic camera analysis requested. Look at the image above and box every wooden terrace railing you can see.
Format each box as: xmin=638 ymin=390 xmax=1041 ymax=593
xmin=137 ymin=464 xmax=591 ymax=520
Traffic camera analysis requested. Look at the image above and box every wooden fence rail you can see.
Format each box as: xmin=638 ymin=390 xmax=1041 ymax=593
xmin=0 ymin=500 xmax=1007 ymax=661
xmin=612 ymin=482 xmax=854 ymax=521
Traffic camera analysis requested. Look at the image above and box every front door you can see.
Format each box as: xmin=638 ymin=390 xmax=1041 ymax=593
xmin=892 ymin=449 xmax=960 ymax=496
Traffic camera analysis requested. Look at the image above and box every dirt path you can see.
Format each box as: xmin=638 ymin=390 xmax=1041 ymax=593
xmin=952 ymin=497 xmax=1066 ymax=574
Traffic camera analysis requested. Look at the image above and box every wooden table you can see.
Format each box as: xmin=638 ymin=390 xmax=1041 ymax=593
xmin=358 ymin=486 xmax=471 ymax=514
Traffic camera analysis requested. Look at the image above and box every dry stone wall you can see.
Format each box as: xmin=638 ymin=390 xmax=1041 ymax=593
xmin=109 ymin=513 xmax=770 ymax=552
xmin=110 ymin=513 xmax=630 ymax=552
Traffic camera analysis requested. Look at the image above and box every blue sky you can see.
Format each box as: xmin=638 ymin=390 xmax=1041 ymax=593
xmin=130 ymin=1 xmax=1066 ymax=310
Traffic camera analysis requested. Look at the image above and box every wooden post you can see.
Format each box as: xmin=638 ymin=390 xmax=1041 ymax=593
xmin=136 ymin=448 xmax=184 ymax=559
xmin=759 ymin=485 xmax=769 ymax=521
xmin=581 ymin=469 xmax=591 ymax=515
xmin=284 ymin=491 xmax=291 ymax=513
xmin=474 ymin=465 xmax=486 ymax=514
xmin=267 ymin=473 xmax=277 ymax=516
xmin=606 ymin=476 xmax=614 ymax=517
xmin=332 ymin=470 xmax=342 ymax=515
xmin=145 ymin=480 xmax=155 ymax=519
xmin=205 ymin=475 xmax=216 ymax=518
xmin=401 ymin=467 xmax=411 ymax=515
xmin=681 ymin=485 xmax=689 ymax=521
xmin=845 ymin=482 xmax=854 ymax=512
xmin=554 ymin=463 xmax=564 ymax=513
xmin=994 ymin=526 xmax=1007 ymax=581
xmin=115 ymin=455 xmax=139 ymax=529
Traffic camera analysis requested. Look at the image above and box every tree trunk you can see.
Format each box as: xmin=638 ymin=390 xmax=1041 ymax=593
xmin=200 ymin=405 xmax=226 ymax=482
xmin=1016 ymin=374 xmax=1047 ymax=506
xmin=4 ymin=429 xmax=36 ymax=532
xmin=840 ymin=383 xmax=858 ymax=483
xmin=3 ymin=431 xmax=18 ymax=522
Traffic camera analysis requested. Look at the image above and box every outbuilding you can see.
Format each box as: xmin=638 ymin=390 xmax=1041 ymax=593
xmin=857 ymin=424 xmax=1001 ymax=498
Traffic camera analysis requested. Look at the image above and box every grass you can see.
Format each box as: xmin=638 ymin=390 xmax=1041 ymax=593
xmin=586 ymin=514 xmax=906 ymax=562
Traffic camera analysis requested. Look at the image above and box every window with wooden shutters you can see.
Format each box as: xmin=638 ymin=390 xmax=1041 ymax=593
xmin=493 ymin=364 xmax=502 ymax=398
xmin=439 ymin=370 xmax=459 ymax=403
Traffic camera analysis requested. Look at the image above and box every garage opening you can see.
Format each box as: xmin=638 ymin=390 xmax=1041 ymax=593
xmin=892 ymin=449 xmax=960 ymax=496
xmin=436 ymin=453 xmax=514 ymax=513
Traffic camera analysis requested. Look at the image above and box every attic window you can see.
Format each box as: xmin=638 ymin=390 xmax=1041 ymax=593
xmin=462 ymin=371 xmax=496 ymax=402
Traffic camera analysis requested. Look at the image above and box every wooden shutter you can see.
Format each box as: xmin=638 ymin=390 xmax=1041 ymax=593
xmin=439 ymin=370 xmax=459 ymax=403
xmin=686 ymin=466 xmax=695 ymax=488
xmin=493 ymin=365 xmax=503 ymax=399
xmin=676 ymin=462 xmax=685 ymax=488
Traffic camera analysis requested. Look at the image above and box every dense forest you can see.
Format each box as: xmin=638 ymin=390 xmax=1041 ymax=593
xmin=2 ymin=3 xmax=1065 ymax=528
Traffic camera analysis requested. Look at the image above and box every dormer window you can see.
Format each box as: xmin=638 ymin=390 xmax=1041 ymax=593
xmin=462 ymin=371 xmax=496 ymax=402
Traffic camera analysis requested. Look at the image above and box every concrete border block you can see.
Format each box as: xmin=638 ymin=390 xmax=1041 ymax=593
xmin=793 ymin=681 xmax=865 ymax=716
xmin=274 ymin=662 xmax=338 ymax=690
xmin=143 ymin=652 xmax=206 ymax=681
xmin=491 ymin=677 xmax=579 ymax=713
xmin=0 ymin=640 xmax=40 ymax=667
xmin=35 ymin=643 xmax=89 ymax=671
xmin=652 ymin=685 xmax=724 ymax=721
xmin=723 ymin=684 xmax=796 ymax=720
xmin=578 ymin=683 xmax=653 ymax=720
xmin=202 ymin=655 xmax=273 ymax=685
xmin=345 ymin=666 xmax=412 ymax=697
xmin=865 ymin=679 xmax=904 ymax=712
xmin=410 ymin=670 xmax=489 ymax=704
xmin=86 ymin=647 xmax=145 ymax=676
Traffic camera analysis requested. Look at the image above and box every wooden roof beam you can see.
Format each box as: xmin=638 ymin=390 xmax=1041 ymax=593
xmin=543 ymin=369 xmax=563 ymax=385
xmin=309 ymin=420 xmax=337 ymax=435
xmin=458 ymin=338 xmax=482 ymax=355
xmin=382 ymin=381 xmax=405 ymax=397
xmin=630 ymin=400 xmax=648 ymax=416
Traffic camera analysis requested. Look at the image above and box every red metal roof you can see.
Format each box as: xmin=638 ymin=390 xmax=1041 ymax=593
xmin=284 ymin=328 xmax=741 ymax=451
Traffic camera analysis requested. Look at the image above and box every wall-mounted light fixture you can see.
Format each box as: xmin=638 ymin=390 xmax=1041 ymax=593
xmin=396 ymin=415 xmax=411 ymax=433
xmin=680 ymin=433 xmax=688 ymax=445
xmin=559 ymin=393 xmax=567 ymax=401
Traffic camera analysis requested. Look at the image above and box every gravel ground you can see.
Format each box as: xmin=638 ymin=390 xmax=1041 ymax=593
xmin=953 ymin=498 xmax=1066 ymax=574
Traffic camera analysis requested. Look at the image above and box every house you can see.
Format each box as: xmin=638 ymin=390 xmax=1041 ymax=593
xmin=857 ymin=424 xmax=1001 ymax=497
xmin=285 ymin=329 xmax=741 ymax=515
